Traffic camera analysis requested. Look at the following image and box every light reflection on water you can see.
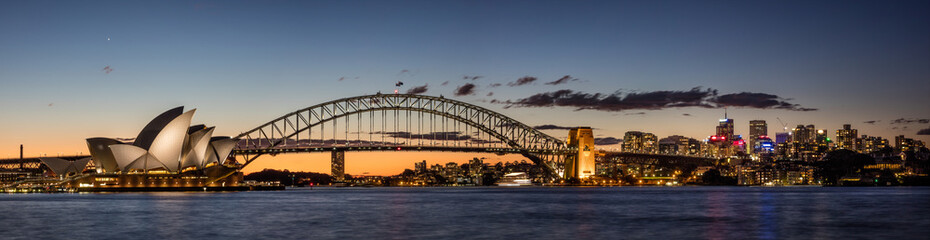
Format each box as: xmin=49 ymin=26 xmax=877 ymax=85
xmin=1 ymin=187 xmax=928 ymax=239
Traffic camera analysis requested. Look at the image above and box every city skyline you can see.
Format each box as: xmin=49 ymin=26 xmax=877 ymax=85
xmin=2 ymin=0 xmax=929 ymax=175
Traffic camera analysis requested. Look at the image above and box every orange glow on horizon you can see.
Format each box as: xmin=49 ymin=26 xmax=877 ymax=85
xmin=240 ymin=152 xmax=527 ymax=176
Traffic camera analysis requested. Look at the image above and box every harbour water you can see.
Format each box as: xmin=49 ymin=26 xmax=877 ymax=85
xmin=1 ymin=187 xmax=928 ymax=239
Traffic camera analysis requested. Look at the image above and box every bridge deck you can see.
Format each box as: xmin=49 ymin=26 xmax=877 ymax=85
xmin=234 ymin=146 xmax=572 ymax=155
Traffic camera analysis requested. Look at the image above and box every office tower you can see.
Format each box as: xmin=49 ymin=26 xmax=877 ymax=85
xmin=749 ymin=120 xmax=767 ymax=153
xmin=716 ymin=118 xmax=735 ymax=141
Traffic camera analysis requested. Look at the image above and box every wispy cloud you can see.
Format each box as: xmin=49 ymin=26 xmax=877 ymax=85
xmin=455 ymin=83 xmax=477 ymax=96
xmin=891 ymin=118 xmax=930 ymax=124
xmin=463 ymin=75 xmax=482 ymax=81
xmin=715 ymin=92 xmax=816 ymax=111
xmin=594 ymin=137 xmax=622 ymax=145
xmin=406 ymin=84 xmax=428 ymax=94
xmin=918 ymin=128 xmax=930 ymax=135
xmin=508 ymin=76 xmax=537 ymax=87
xmin=864 ymin=120 xmax=878 ymax=124
xmin=533 ymin=124 xmax=574 ymax=130
xmin=545 ymin=75 xmax=579 ymax=85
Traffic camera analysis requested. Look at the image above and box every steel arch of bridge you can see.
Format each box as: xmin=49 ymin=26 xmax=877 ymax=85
xmin=234 ymin=94 xmax=570 ymax=177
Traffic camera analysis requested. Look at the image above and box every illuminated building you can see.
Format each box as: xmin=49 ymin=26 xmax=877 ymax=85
xmin=814 ymin=129 xmax=830 ymax=153
xmin=895 ymin=135 xmax=925 ymax=152
xmin=753 ymin=136 xmax=775 ymax=156
xmin=415 ymin=160 xmax=427 ymax=174
xmin=443 ymin=162 xmax=461 ymax=180
xmin=775 ymin=142 xmax=789 ymax=159
xmin=835 ymin=124 xmax=858 ymax=151
xmin=793 ymin=125 xmax=814 ymax=144
xmin=565 ymin=127 xmax=595 ymax=179
xmin=622 ymin=131 xmax=657 ymax=153
xmin=860 ymin=135 xmax=890 ymax=153
xmin=774 ymin=132 xmax=791 ymax=158
xmin=789 ymin=124 xmax=829 ymax=161
xmin=689 ymin=139 xmax=704 ymax=155
xmin=468 ymin=158 xmax=483 ymax=178
xmin=749 ymin=120 xmax=767 ymax=153
xmin=83 ymin=107 xmax=238 ymax=173
xmin=56 ymin=107 xmax=242 ymax=190
xmin=716 ymin=116 xmax=735 ymax=141
xmin=658 ymin=135 xmax=694 ymax=155
xmin=708 ymin=112 xmax=741 ymax=157
xmin=775 ymin=132 xmax=791 ymax=144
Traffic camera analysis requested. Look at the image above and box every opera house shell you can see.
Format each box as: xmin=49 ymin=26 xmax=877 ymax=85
xmin=85 ymin=106 xmax=238 ymax=174
xmin=49 ymin=107 xmax=243 ymax=190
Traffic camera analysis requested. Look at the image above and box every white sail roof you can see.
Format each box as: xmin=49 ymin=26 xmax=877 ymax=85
xmin=146 ymin=109 xmax=195 ymax=172
xmin=182 ymin=127 xmax=214 ymax=168
xmin=38 ymin=157 xmax=91 ymax=176
xmin=86 ymin=138 xmax=122 ymax=173
xmin=84 ymin=106 xmax=237 ymax=173
xmin=109 ymin=144 xmax=148 ymax=172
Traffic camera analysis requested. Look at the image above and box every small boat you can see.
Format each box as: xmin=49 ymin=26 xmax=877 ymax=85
xmin=497 ymin=172 xmax=532 ymax=186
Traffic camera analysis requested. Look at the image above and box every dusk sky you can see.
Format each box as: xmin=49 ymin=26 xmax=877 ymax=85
xmin=2 ymin=1 xmax=929 ymax=175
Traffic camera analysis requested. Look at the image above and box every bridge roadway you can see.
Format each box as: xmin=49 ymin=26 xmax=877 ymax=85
xmin=233 ymin=145 xmax=572 ymax=155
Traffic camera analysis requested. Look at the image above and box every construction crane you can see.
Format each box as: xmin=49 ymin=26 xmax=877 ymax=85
xmin=776 ymin=117 xmax=789 ymax=132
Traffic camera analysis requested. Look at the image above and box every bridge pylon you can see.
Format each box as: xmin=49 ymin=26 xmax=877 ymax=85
xmin=564 ymin=127 xmax=595 ymax=179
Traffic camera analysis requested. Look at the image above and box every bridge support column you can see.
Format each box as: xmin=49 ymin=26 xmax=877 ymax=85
xmin=565 ymin=127 xmax=595 ymax=179
xmin=331 ymin=150 xmax=345 ymax=182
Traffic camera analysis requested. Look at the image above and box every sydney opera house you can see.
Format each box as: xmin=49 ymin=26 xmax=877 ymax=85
xmin=42 ymin=107 xmax=243 ymax=190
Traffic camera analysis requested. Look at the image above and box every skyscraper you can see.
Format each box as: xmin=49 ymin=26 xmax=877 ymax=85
xmin=790 ymin=125 xmax=813 ymax=160
xmin=415 ymin=160 xmax=427 ymax=174
xmin=749 ymin=120 xmax=767 ymax=139
xmin=749 ymin=120 xmax=767 ymax=153
xmin=835 ymin=124 xmax=858 ymax=151
xmin=716 ymin=118 xmax=735 ymax=141
xmin=793 ymin=125 xmax=814 ymax=144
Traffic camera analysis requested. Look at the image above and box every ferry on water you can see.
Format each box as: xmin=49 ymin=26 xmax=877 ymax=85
xmin=497 ymin=172 xmax=532 ymax=186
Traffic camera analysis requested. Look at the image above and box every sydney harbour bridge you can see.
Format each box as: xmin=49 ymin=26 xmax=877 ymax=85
xmin=1 ymin=94 xmax=715 ymax=181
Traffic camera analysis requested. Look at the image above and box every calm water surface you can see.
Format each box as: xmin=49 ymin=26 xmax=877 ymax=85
xmin=1 ymin=187 xmax=928 ymax=239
